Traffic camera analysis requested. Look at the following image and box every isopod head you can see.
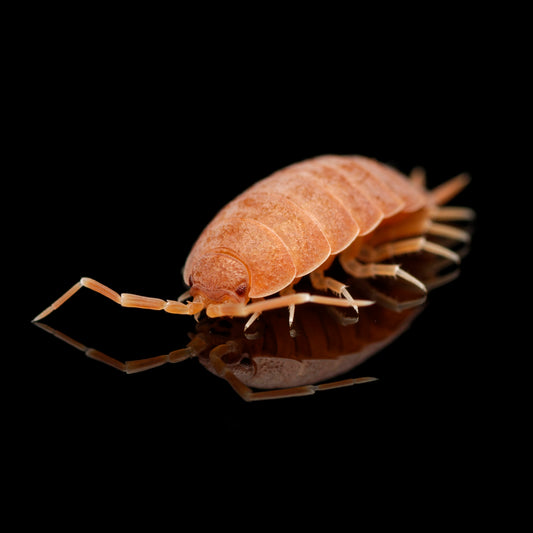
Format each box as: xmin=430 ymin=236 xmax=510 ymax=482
xmin=188 ymin=251 xmax=250 ymax=308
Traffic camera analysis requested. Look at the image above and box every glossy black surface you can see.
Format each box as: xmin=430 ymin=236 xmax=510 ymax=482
xmin=19 ymin=52 xmax=506 ymax=500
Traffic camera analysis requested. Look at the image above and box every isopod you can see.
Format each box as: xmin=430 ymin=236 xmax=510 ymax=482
xmin=33 ymin=154 xmax=473 ymax=325
xmin=33 ymin=154 xmax=474 ymax=398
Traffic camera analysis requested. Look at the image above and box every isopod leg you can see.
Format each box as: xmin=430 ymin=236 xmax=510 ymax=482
xmin=209 ymin=345 xmax=377 ymax=401
xmin=429 ymin=206 xmax=476 ymax=222
xmin=430 ymin=172 xmax=470 ymax=205
xmin=340 ymin=256 xmax=427 ymax=293
xmin=32 ymin=277 xmax=203 ymax=322
xmin=244 ymin=280 xmax=364 ymax=331
xmin=279 ymin=285 xmax=297 ymax=328
xmin=358 ymin=236 xmax=460 ymax=264
xmin=243 ymin=290 xmax=294 ymax=331
xmin=309 ymin=270 xmax=361 ymax=313
xmin=426 ymin=222 xmax=471 ymax=242
xmin=33 ymin=321 xmax=204 ymax=373
xmin=409 ymin=166 xmax=426 ymax=188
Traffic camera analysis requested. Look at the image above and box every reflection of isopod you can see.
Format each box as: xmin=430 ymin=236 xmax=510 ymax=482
xmin=35 ymin=297 xmax=423 ymax=400
xmin=33 ymin=155 xmax=473 ymax=327
xmin=196 ymin=303 xmax=424 ymax=400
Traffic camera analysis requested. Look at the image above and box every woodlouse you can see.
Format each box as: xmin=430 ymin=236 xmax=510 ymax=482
xmin=33 ymin=154 xmax=473 ymax=400
xmin=34 ymin=156 xmax=473 ymax=321
xmin=33 ymin=154 xmax=472 ymax=326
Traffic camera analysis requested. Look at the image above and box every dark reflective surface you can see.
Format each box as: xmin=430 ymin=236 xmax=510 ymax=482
xmin=17 ymin=46 xmax=512 ymax=525
xmin=195 ymin=303 xmax=422 ymax=392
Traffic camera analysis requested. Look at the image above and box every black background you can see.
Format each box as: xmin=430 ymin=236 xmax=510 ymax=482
xmin=12 ymin=11 xmax=524 ymax=525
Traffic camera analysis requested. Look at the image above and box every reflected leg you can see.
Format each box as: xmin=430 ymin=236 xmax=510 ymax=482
xmin=34 ymin=321 xmax=205 ymax=373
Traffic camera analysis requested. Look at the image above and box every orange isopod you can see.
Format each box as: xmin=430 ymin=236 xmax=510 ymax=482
xmin=33 ymin=154 xmax=473 ymax=328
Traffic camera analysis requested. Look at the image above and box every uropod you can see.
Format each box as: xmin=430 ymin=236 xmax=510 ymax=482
xmin=33 ymin=154 xmax=473 ymax=398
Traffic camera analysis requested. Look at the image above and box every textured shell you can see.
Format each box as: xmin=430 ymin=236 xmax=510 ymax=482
xmin=183 ymin=155 xmax=430 ymax=298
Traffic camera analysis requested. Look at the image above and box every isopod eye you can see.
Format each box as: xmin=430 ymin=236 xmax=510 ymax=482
xmin=239 ymin=357 xmax=253 ymax=368
xmin=235 ymin=283 xmax=248 ymax=297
